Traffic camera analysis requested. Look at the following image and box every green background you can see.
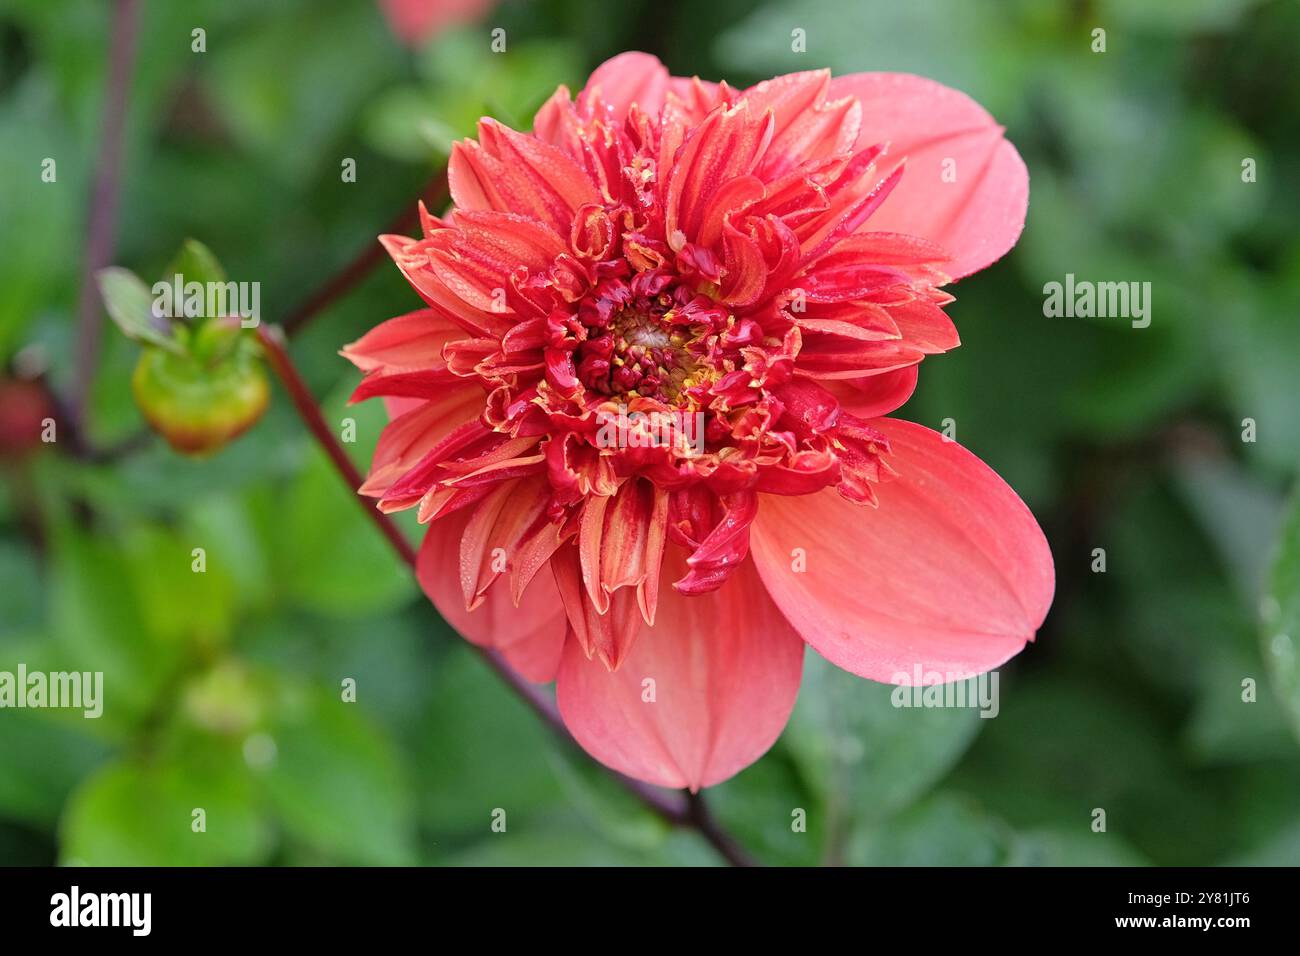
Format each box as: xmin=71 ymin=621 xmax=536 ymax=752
xmin=2 ymin=0 xmax=1299 ymax=866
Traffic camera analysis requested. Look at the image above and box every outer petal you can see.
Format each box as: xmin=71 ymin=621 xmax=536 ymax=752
xmin=823 ymin=366 xmax=919 ymax=419
xmin=750 ymin=418 xmax=1053 ymax=683
xmin=358 ymin=387 xmax=484 ymax=498
xmin=418 ymin=509 xmax=566 ymax=683
xmin=556 ymin=548 xmax=804 ymax=790
xmin=579 ymin=52 xmax=669 ymax=121
xmin=829 ymin=72 xmax=1028 ymax=280
xmin=340 ymin=308 xmax=461 ymax=374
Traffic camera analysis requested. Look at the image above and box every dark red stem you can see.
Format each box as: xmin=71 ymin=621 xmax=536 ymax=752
xmin=281 ymin=176 xmax=448 ymax=337
xmin=70 ymin=0 xmax=140 ymax=426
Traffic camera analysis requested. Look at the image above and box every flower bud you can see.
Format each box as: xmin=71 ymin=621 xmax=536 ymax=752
xmin=131 ymin=321 xmax=269 ymax=456
xmin=98 ymin=245 xmax=270 ymax=457
xmin=0 ymin=378 xmax=55 ymax=459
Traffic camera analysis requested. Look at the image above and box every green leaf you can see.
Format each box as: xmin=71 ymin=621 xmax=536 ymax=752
xmin=0 ymin=90 xmax=79 ymax=359
xmin=1221 ymin=763 xmax=1300 ymax=865
xmin=260 ymin=682 xmax=417 ymax=865
xmin=410 ymin=648 xmax=568 ymax=848
xmin=95 ymin=267 xmax=182 ymax=353
xmin=0 ymin=539 xmax=43 ymax=641
xmin=119 ymin=522 xmax=238 ymax=651
xmin=1261 ymin=486 xmax=1300 ymax=743
xmin=950 ymin=676 xmax=1234 ymax=865
xmin=707 ymin=748 xmax=824 ymax=865
xmin=1098 ymin=0 xmax=1258 ymax=33
xmin=1226 ymin=820 xmax=1300 ymax=866
xmin=1175 ymin=454 xmax=1284 ymax=605
xmin=59 ymin=749 xmax=272 ymax=866
xmin=784 ymin=651 xmax=984 ymax=830
xmin=274 ymin=447 xmax=415 ymax=618
xmin=164 ymin=238 xmax=226 ymax=287
xmin=0 ymin=712 xmax=112 ymax=829
xmin=46 ymin=515 xmax=184 ymax=725
xmin=1007 ymin=827 xmax=1150 ymax=866
xmin=1183 ymin=647 xmax=1298 ymax=765
xmin=846 ymin=793 xmax=1011 ymax=866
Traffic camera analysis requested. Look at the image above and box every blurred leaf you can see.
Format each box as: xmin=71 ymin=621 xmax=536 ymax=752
xmin=364 ymin=30 xmax=578 ymax=161
xmin=846 ymin=793 xmax=1011 ymax=866
xmin=46 ymin=514 xmax=183 ymax=724
xmin=261 ymin=682 xmax=417 ymax=865
xmin=120 ymin=521 xmax=238 ymax=650
xmin=0 ymin=712 xmax=112 ymax=830
xmin=542 ymin=747 xmax=673 ymax=853
xmin=0 ymin=540 xmax=44 ymax=641
xmin=1223 ymin=270 xmax=1300 ymax=474
xmin=1261 ymin=485 xmax=1300 ymax=743
xmin=1098 ymin=0 xmax=1260 ymax=33
xmin=1105 ymin=480 xmax=1248 ymax=695
xmin=1006 ymin=827 xmax=1150 ymax=866
xmin=274 ymin=446 xmax=415 ymax=618
xmin=95 ymin=267 xmax=183 ymax=353
xmin=1184 ymin=646 xmax=1298 ymax=764
xmin=1221 ymin=762 xmax=1300 ymax=865
xmin=950 ymin=676 xmax=1232 ymax=865
xmin=0 ymin=81 xmax=79 ymax=359
xmin=1175 ymin=452 xmax=1284 ymax=604
xmin=707 ymin=747 xmax=824 ymax=865
xmin=785 ymin=651 xmax=983 ymax=841
xmin=0 ymin=821 xmax=53 ymax=866
xmin=183 ymin=492 xmax=275 ymax=614
xmin=60 ymin=748 xmax=272 ymax=866
xmin=204 ymin=1 xmax=400 ymax=182
xmin=1226 ymin=820 xmax=1300 ymax=865
xmin=362 ymin=86 xmax=456 ymax=161
xmin=716 ymin=0 xmax=1038 ymax=116
xmin=163 ymin=238 xmax=227 ymax=287
xmin=411 ymin=648 xmax=568 ymax=850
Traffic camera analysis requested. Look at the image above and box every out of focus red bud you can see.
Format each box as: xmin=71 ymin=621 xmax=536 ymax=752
xmin=0 ymin=378 xmax=56 ymax=459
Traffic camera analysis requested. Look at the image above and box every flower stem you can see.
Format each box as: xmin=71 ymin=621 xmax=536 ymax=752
xmin=257 ymin=322 xmax=758 ymax=867
xmin=69 ymin=0 xmax=140 ymax=428
xmin=255 ymin=325 xmax=417 ymax=567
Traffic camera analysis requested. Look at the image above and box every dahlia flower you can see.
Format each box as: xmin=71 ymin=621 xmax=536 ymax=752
xmin=345 ymin=53 xmax=1054 ymax=789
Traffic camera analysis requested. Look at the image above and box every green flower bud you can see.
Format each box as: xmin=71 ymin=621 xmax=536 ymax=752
xmin=132 ymin=318 xmax=269 ymax=456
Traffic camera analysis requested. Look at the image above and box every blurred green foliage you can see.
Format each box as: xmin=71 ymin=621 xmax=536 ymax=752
xmin=1 ymin=0 xmax=1298 ymax=866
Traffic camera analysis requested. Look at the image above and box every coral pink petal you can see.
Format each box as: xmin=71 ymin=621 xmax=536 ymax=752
xmin=359 ymin=386 xmax=484 ymax=499
xmin=829 ymin=72 xmax=1028 ymax=280
xmin=556 ymin=548 xmax=804 ymax=790
xmin=821 ymin=366 xmax=919 ymax=419
xmin=340 ymin=308 xmax=461 ymax=373
xmin=417 ymin=509 xmax=566 ymax=683
xmin=750 ymin=418 xmax=1054 ymax=683
xmin=384 ymin=396 xmax=424 ymax=419
xmin=580 ymin=51 xmax=670 ymax=120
